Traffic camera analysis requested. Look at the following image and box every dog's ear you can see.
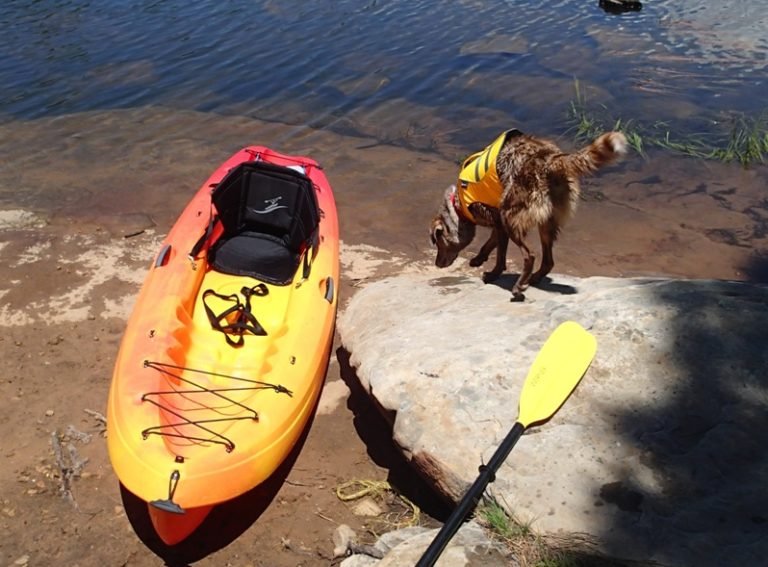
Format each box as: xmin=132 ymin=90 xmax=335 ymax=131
xmin=430 ymin=217 xmax=445 ymax=245
xmin=441 ymin=185 xmax=460 ymax=227
xmin=442 ymin=184 xmax=457 ymax=207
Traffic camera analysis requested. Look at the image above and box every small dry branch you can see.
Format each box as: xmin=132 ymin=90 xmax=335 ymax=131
xmin=83 ymin=408 xmax=106 ymax=425
xmin=51 ymin=429 xmax=89 ymax=508
xmin=84 ymin=408 xmax=107 ymax=436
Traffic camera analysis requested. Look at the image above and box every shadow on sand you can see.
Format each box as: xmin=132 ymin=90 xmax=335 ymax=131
xmin=336 ymin=347 xmax=453 ymax=524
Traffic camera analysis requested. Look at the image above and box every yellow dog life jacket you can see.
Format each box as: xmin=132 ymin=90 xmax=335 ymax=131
xmin=456 ymin=129 xmax=522 ymax=223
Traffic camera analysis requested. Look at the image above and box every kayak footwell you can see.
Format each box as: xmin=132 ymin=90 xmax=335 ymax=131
xmin=148 ymin=503 xmax=213 ymax=546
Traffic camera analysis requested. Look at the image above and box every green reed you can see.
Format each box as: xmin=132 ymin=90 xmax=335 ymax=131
xmin=477 ymin=497 xmax=653 ymax=567
xmin=478 ymin=498 xmax=533 ymax=540
xmin=709 ymin=114 xmax=768 ymax=164
xmin=567 ymin=80 xmax=768 ymax=166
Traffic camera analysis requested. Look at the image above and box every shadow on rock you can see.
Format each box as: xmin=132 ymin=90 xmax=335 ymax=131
xmin=604 ymin=280 xmax=768 ymax=564
xmin=486 ymin=273 xmax=577 ymax=297
xmin=336 ymin=346 xmax=453 ymax=523
xmin=532 ymin=276 xmax=578 ymax=295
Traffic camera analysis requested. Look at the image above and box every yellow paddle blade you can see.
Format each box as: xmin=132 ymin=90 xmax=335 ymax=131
xmin=517 ymin=321 xmax=597 ymax=428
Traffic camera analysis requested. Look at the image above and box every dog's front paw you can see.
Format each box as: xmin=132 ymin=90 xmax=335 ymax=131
xmin=469 ymin=255 xmax=487 ymax=267
xmin=510 ymin=290 xmax=525 ymax=302
xmin=482 ymin=270 xmax=501 ymax=283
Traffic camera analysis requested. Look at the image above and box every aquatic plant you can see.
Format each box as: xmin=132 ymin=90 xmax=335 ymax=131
xmin=710 ymin=113 xmax=768 ymax=165
xmin=567 ymin=80 xmax=768 ymax=166
xmin=568 ymin=80 xmax=646 ymax=158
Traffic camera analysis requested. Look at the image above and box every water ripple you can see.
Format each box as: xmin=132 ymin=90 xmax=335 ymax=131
xmin=0 ymin=0 xmax=766 ymax=144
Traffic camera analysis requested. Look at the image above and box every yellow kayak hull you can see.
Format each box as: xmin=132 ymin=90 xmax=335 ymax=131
xmin=107 ymin=146 xmax=339 ymax=544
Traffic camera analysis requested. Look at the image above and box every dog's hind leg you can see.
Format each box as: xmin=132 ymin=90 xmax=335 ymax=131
xmin=530 ymin=218 xmax=558 ymax=285
xmin=509 ymin=233 xmax=535 ymax=301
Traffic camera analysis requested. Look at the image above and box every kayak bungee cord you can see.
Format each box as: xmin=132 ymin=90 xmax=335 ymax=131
xmin=140 ymin=360 xmax=293 ymax=452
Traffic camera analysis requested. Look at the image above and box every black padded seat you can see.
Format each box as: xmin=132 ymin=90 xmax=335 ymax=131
xmin=210 ymin=232 xmax=298 ymax=285
xmin=208 ymin=161 xmax=320 ymax=285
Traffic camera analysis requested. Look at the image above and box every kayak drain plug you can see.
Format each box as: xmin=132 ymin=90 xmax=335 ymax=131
xmin=149 ymin=470 xmax=186 ymax=515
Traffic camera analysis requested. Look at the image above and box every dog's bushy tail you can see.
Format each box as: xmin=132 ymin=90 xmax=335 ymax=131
xmin=553 ymin=131 xmax=628 ymax=177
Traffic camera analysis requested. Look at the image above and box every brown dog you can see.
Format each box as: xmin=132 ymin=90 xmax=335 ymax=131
xmin=430 ymin=129 xmax=627 ymax=301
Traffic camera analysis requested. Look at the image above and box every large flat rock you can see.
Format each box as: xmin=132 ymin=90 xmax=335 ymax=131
xmin=337 ymin=273 xmax=768 ymax=567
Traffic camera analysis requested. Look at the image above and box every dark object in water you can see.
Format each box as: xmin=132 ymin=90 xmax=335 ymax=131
xmin=599 ymin=0 xmax=643 ymax=14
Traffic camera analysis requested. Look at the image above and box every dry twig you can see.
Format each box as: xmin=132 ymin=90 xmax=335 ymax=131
xmin=51 ymin=430 xmax=89 ymax=508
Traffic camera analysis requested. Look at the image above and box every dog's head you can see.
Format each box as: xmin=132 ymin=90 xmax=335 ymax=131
xmin=429 ymin=185 xmax=476 ymax=268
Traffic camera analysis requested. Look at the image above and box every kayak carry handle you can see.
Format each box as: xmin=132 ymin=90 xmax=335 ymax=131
xmin=149 ymin=470 xmax=185 ymax=515
xmin=154 ymin=244 xmax=172 ymax=268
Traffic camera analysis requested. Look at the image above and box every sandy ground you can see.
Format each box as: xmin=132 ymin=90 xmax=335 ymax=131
xmin=0 ymin=220 xmax=448 ymax=567
xmin=1 ymin=109 xmax=767 ymax=566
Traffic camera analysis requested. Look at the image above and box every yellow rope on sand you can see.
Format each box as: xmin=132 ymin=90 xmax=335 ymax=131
xmin=336 ymin=479 xmax=390 ymax=501
xmin=335 ymin=479 xmax=421 ymax=528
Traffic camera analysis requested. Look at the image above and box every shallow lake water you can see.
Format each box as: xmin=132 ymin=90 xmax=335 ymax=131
xmin=1 ymin=0 xmax=767 ymax=281
xmin=0 ymin=4 xmax=767 ymax=566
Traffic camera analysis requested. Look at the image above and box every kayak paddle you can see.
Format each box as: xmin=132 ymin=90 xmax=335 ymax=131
xmin=416 ymin=320 xmax=597 ymax=566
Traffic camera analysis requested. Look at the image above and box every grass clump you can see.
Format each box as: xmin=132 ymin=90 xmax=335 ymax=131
xmin=710 ymin=114 xmax=768 ymax=165
xmin=566 ymin=79 xmax=768 ymax=166
xmin=568 ymin=79 xmax=647 ymax=158
xmin=479 ymin=497 xmax=534 ymax=540
xmin=476 ymin=497 xmax=660 ymax=567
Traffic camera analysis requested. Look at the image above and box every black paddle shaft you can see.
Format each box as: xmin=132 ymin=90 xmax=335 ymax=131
xmin=416 ymin=421 xmax=526 ymax=567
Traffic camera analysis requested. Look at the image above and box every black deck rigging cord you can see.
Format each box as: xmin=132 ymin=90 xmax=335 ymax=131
xmin=140 ymin=360 xmax=293 ymax=452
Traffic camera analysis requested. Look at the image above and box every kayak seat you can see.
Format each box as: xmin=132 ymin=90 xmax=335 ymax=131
xmin=210 ymin=232 xmax=298 ymax=286
xmin=208 ymin=161 xmax=320 ymax=285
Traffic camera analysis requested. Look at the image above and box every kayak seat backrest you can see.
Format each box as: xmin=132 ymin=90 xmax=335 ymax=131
xmin=208 ymin=161 xmax=320 ymax=285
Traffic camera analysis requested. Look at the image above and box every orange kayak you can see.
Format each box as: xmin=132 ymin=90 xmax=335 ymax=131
xmin=107 ymin=146 xmax=339 ymax=545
